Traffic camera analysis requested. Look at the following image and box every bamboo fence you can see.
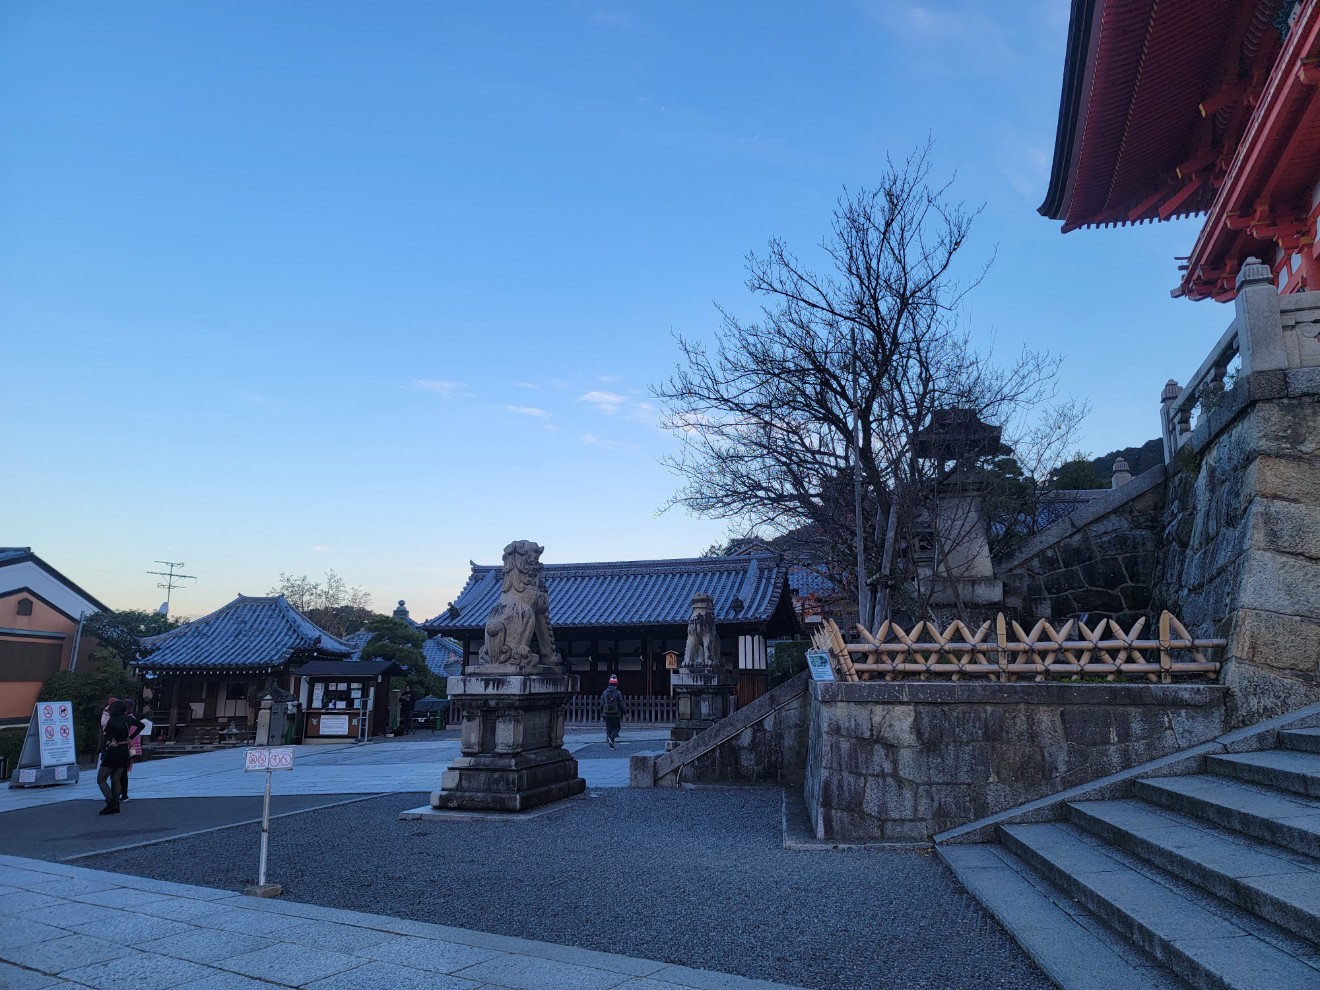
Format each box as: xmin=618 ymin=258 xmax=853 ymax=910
xmin=810 ymin=612 xmax=1224 ymax=684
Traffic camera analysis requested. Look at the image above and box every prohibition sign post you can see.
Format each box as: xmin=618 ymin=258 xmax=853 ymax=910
xmin=243 ymin=745 xmax=295 ymax=897
xmin=8 ymin=700 xmax=80 ymax=788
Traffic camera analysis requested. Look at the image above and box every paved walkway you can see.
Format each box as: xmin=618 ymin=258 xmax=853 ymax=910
xmin=0 ymin=854 xmax=805 ymax=990
xmin=0 ymin=729 xmax=668 ymax=813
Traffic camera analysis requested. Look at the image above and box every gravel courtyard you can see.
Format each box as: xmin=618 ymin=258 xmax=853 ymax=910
xmin=74 ymin=786 xmax=1054 ymax=990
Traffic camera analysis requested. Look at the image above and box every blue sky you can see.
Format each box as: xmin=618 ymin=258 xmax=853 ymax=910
xmin=1 ymin=1 xmax=1226 ymax=619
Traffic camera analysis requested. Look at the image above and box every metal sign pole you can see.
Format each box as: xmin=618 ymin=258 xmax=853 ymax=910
xmin=243 ymin=741 xmax=292 ymax=898
xmin=257 ymin=767 xmax=272 ymax=887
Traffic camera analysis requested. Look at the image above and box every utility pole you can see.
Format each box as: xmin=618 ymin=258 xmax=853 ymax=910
xmin=147 ymin=561 xmax=197 ymax=615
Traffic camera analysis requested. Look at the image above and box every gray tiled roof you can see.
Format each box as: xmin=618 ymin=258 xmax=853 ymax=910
xmin=136 ymin=595 xmax=354 ymax=672
xmin=422 ymin=635 xmax=463 ymax=677
xmin=424 ymin=554 xmax=792 ymax=633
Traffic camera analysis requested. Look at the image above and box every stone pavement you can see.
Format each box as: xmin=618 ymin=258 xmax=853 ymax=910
xmin=0 ymin=728 xmax=666 ymax=814
xmin=0 ymin=854 xmax=806 ymax=990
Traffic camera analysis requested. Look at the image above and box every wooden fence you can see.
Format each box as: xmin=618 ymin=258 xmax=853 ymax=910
xmin=811 ymin=612 xmax=1225 ymax=683
xmin=564 ymin=694 xmax=677 ymax=725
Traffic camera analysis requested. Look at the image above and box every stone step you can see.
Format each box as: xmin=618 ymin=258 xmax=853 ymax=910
xmin=1067 ymin=798 xmax=1320 ymax=944
xmin=1136 ymin=774 xmax=1320 ymax=860
xmin=1208 ymin=749 xmax=1320 ymax=799
xmin=937 ymin=842 xmax=1193 ymax=990
xmin=999 ymin=822 xmax=1320 ymax=990
xmin=1280 ymin=729 xmax=1320 ymax=755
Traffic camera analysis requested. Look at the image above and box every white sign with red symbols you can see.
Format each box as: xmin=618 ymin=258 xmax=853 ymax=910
xmin=244 ymin=747 xmax=296 ymax=772
xmin=38 ymin=700 xmax=76 ymax=768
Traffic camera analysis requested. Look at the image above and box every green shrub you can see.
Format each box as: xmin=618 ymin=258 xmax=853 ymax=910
xmin=769 ymin=640 xmax=810 ymax=687
xmin=0 ymin=727 xmax=25 ymax=780
xmin=39 ymin=648 xmax=135 ymax=757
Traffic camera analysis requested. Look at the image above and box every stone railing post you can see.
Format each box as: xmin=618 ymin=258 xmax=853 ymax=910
xmin=1235 ymin=256 xmax=1286 ymax=374
xmin=1160 ymin=379 xmax=1182 ymax=462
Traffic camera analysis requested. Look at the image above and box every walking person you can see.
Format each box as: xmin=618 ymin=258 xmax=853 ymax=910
xmin=600 ymin=674 xmax=625 ymax=749
xmin=119 ymin=698 xmax=144 ymax=802
xmin=97 ymin=700 xmax=143 ymax=816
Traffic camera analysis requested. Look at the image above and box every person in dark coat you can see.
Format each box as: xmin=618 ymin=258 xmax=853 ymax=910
xmin=600 ymin=675 xmax=625 ymax=749
xmin=98 ymin=700 xmax=143 ymax=815
xmin=398 ymin=687 xmax=416 ymax=735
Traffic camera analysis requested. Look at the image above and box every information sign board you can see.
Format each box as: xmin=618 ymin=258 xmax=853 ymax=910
xmin=244 ymin=747 xmax=296 ymax=772
xmin=319 ymin=713 xmax=351 ymax=736
xmin=806 ymin=650 xmax=837 ymax=682
xmin=38 ymin=701 xmax=77 ymax=768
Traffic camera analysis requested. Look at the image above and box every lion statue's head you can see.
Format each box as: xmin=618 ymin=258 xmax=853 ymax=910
xmin=500 ymin=540 xmax=544 ymax=596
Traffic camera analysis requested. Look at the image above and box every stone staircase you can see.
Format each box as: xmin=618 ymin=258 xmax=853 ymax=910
xmin=941 ymin=727 xmax=1320 ymax=990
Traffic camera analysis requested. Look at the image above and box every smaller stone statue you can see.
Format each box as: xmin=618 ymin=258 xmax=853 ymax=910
xmin=682 ymin=592 xmax=722 ymax=671
xmin=478 ymin=540 xmax=560 ymax=670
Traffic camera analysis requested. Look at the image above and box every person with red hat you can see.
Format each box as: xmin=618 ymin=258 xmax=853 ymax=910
xmin=600 ymin=674 xmax=626 ymax=749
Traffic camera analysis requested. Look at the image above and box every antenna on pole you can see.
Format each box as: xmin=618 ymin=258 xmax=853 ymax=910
xmin=146 ymin=560 xmax=197 ymax=615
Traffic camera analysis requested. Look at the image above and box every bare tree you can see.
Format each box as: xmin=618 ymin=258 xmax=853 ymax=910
xmin=268 ymin=570 xmax=375 ymax=636
xmin=655 ymin=143 xmax=1083 ymax=629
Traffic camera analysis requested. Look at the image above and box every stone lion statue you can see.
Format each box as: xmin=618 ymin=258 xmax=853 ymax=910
xmin=682 ymin=592 xmax=722 ymax=671
xmin=478 ymin=540 xmax=560 ymax=670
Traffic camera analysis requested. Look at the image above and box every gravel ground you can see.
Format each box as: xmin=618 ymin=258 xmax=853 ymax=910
xmin=76 ymin=787 xmax=1053 ymax=990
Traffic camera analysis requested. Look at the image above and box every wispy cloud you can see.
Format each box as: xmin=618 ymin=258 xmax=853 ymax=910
xmin=409 ymin=378 xmax=469 ymax=398
xmin=309 ymin=545 xmax=333 ymax=553
xmin=514 ymin=381 xmax=538 ymax=390
xmin=597 ymin=374 xmax=622 ymax=383
xmin=578 ymin=390 xmax=629 ymax=414
xmin=581 ymin=433 xmax=637 ymax=450
xmin=505 ymin=405 xmax=551 ymax=420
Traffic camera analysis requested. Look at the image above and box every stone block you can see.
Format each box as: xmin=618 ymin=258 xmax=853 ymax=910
xmin=869 ymin=704 xmax=915 ymax=745
xmin=1080 ymin=556 xmax=1127 ymax=589
xmin=1092 ymin=530 xmax=1156 ymax=558
xmin=1243 ymin=456 xmax=1320 ymax=506
xmin=819 ymin=703 xmax=871 ymax=740
xmin=923 ymin=742 xmax=990 ymax=785
xmin=1231 ymin=609 xmax=1320 ymax=675
xmin=1236 ymin=549 xmax=1320 ymax=618
xmin=1249 ymin=499 xmax=1320 ymax=561
xmin=817 ymin=771 xmax=865 ymax=813
xmin=629 ymin=753 xmax=657 ymax=788
xmin=1070 ymin=588 xmax=1126 ymax=614
xmin=862 ymin=775 xmax=917 ymax=820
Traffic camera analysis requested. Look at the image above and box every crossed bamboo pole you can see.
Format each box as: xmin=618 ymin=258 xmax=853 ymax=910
xmin=810 ymin=612 xmax=1225 ymax=684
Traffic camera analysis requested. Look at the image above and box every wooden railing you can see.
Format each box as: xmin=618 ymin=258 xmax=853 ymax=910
xmin=564 ymin=694 xmax=677 ymax=725
xmin=811 ymin=613 xmax=1225 ymax=684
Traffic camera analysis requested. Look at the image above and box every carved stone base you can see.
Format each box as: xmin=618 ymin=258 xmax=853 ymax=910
xmin=431 ymin=673 xmax=585 ymax=812
xmin=667 ymin=671 xmax=739 ymax=750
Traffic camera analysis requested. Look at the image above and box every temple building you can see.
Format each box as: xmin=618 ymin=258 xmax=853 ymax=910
xmin=134 ymin=594 xmax=402 ymax=742
xmin=1041 ymin=0 xmax=1320 ymax=299
xmin=424 ymin=554 xmax=801 ymax=705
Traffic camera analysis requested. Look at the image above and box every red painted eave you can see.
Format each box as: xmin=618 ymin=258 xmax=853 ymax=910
xmin=1041 ymin=0 xmax=1278 ymax=231
xmin=1181 ymin=6 xmax=1320 ymax=300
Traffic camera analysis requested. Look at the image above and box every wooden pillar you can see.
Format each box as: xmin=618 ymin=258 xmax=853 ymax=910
xmin=168 ymin=678 xmax=181 ymax=741
xmin=643 ymin=635 xmax=654 ymax=696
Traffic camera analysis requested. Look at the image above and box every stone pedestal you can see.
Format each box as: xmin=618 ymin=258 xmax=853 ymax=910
xmin=431 ymin=671 xmax=585 ymax=812
xmin=667 ymin=670 xmax=738 ymax=750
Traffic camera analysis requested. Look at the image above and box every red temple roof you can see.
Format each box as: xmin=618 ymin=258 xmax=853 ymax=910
xmin=1040 ymin=0 xmax=1283 ymax=232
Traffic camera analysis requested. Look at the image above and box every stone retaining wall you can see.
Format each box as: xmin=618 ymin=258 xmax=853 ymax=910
xmin=1154 ymin=370 xmax=1320 ymax=725
xmin=998 ymin=466 xmax=1166 ymax=630
xmin=803 ymin=681 xmax=1227 ymax=843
